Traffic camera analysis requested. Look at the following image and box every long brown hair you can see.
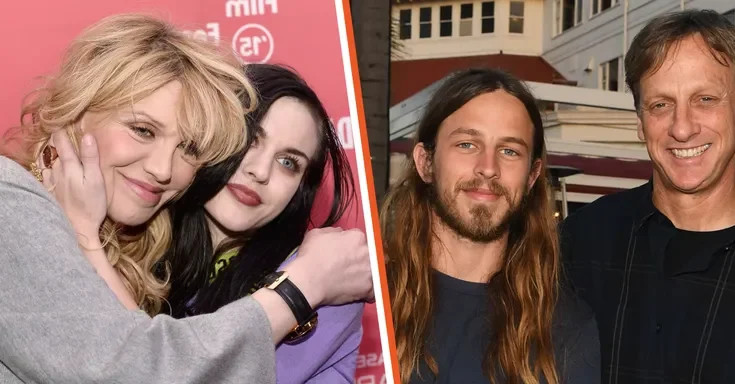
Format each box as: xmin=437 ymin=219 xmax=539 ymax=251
xmin=381 ymin=68 xmax=560 ymax=384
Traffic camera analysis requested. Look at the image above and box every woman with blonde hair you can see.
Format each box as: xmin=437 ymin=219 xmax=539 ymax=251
xmin=4 ymin=13 xmax=254 ymax=315
xmin=0 ymin=13 xmax=373 ymax=383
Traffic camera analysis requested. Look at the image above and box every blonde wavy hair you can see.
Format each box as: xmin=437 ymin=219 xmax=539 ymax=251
xmin=2 ymin=13 xmax=257 ymax=315
xmin=381 ymin=68 xmax=560 ymax=384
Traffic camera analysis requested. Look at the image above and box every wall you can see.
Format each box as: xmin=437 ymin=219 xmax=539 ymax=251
xmin=393 ymin=0 xmax=545 ymax=60
xmin=542 ymin=0 xmax=735 ymax=90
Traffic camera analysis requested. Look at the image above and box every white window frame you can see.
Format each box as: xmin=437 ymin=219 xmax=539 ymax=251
xmin=439 ymin=5 xmax=453 ymax=37
xmin=481 ymin=1 xmax=495 ymax=34
xmin=509 ymin=1 xmax=524 ymax=34
xmin=398 ymin=8 xmax=412 ymax=40
xmin=553 ymin=0 xmax=583 ymax=36
xmin=459 ymin=3 xmax=473 ymax=37
xmin=591 ymin=0 xmax=618 ymax=17
xmin=599 ymin=57 xmax=622 ymax=92
xmin=418 ymin=6 xmax=432 ymax=39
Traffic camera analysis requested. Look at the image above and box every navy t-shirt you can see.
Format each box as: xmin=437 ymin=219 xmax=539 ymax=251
xmin=409 ymin=269 xmax=601 ymax=384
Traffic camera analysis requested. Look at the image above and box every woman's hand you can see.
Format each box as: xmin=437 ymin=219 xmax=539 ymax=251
xmin=254 ymin=227 xmax=374 ymax=344
xmin=38 ymin=130 xmax=138 ymax=310
xmin=283 ymin=227 xmax=375 ymax=309
xmin=39 ymin=131 xmax=107 ymax=248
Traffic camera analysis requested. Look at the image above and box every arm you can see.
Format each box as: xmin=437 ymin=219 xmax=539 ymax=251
xmin=0 ymin=155 xmax=373 ymax=384
xmin=78 ymin=241 xmax=139 ymax=310
xmin=558 ymin=216 xmax=575 ymax=266
xmin=0 ymin=158 xmax=278 ymax=384
xmin=39 ymin=133 xmax=138 ymax=311
xmin=558 ymin=215 xmax=582 ymax=297
xmin=38 ymin=131 xmax=304 ymax=342
xmin=558 ymin=314 xmax=602 ymax=384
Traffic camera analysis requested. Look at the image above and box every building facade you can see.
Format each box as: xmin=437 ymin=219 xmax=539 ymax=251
xmin=393 ymin=0 xmax=545 ymax=60
xmin=391 ymin=0 xmax=568 ymax=105
xmin=542 ymin=0 xmax=735 ymax=92
xmin=387 ymin=0 xmax=735 ymax=213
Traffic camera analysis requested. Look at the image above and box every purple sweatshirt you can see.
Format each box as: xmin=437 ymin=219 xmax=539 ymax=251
xmin=275 ymin=253 xmax=365 ymax=383
xmin=187 ymin=249 xmax=364 ymax=382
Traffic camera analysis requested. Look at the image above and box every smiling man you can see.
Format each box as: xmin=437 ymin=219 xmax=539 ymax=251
xmin=381 ymin=68 xmax=600 ymax=384
xmin=560 ymin=9 xmax=735 ymax=384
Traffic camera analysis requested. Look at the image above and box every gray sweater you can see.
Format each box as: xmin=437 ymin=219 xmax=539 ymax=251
xmin=0 ymin=155 xmax=276 ymax=383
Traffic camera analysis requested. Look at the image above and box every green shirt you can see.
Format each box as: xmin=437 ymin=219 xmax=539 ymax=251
xmin=208 ymin=247 xmax=300 ymax=293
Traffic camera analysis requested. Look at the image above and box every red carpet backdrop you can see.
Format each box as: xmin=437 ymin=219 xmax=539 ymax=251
xmin=0 ymin=0 xmax=385 ymax=382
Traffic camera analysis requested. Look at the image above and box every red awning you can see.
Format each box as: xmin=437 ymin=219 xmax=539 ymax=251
xmin=391 ymin=54 xmax=569 ymax=105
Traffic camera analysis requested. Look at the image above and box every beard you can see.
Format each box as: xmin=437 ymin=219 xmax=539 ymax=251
xmin=427 ymin=176 xmax=527 ymax=244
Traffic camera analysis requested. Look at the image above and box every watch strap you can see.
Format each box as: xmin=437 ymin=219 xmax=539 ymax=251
xmin=261 ymin=271 xmax=315 ymax=326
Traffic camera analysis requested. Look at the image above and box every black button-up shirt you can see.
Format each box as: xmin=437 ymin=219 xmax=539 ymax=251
xmin=560 ymin=181 xmax=735 ymax=384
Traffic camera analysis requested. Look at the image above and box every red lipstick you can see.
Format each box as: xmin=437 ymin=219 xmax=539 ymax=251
xmin=227 ymin=183 xmax=262 ymax=207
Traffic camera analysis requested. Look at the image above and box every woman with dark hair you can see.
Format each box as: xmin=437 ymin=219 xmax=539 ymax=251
xmin=161 ymin=63 xmax=364 ymax=383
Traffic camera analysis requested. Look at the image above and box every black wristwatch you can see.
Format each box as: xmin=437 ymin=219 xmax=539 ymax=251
xmin=259 ymin=271 xmax=318 ymax=343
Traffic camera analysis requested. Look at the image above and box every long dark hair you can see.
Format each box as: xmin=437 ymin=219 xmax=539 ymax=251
xmin=161 ymin=63 xmax=355 ymax=317
xmin=381 ymin=68 xmax=559 ymax=384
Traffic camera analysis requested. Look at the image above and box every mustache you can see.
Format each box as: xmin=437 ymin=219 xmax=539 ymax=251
xmin=455 ymin=178 xmax=509 ymax=197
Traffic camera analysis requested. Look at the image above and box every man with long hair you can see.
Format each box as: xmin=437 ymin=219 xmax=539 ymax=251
xmin=381 ymin=68 xmax=600 ymax=384
xmin=560 ymin=9 xmax=735 ymax=383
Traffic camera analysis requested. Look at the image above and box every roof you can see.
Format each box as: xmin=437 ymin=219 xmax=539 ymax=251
xmin=391 ymin=54 xmax=571 ymax=105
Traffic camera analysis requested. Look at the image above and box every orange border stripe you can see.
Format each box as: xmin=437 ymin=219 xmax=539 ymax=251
xmin=340 ymin=1 xmax=400 ymax=382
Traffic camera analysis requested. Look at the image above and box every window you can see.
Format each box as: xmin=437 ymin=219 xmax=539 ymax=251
xmin=419 ymin=7 xmax=432 ymax=38
xmin=460 ymin=3 xmax=473 ymax=36
xmin=554 ymin=0 xmax=582 ymax=35
xmin=574 ymin=0 xmax=584 ymax=25
xmin=399 ymin=9 xmax=411 ymax=40
xmin=592 ymin=0 xmax=615 ymax=16
xmin=723 ymin=9 xmax=735 ymax=25
xmin=481 ymin=1 xmax=495 ymax=34
xmin=600 ymin=57 xmax=621 ymax=92
xmin=440 ymin=5 xmax=452 ymax=37
xmin=509 ymin=1 xmax=524 ymax=34
xmin=576 ymin=0 xmax=583 ymax=24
